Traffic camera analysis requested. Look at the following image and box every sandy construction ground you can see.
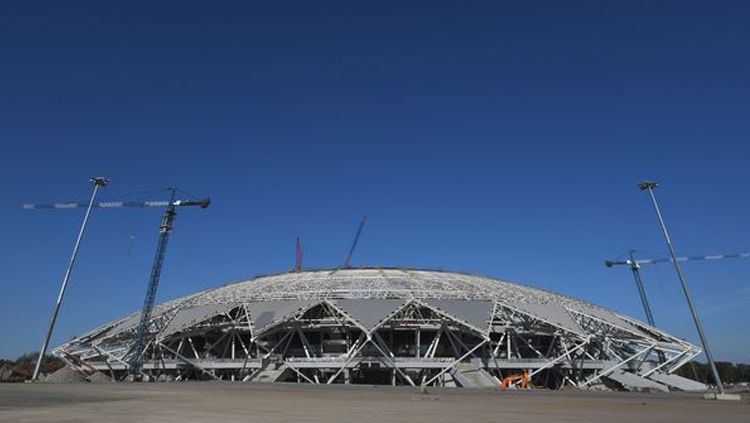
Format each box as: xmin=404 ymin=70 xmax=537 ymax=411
xmin=0 ymin=382 xmax=746 ymax=423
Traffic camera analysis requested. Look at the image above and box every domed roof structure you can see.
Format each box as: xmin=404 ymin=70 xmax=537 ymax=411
xmin=55 ymin=268 xmax=705 ymax=391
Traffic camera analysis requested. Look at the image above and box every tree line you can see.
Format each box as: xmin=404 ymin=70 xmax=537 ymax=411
xmin=0 ymin=353 xmax=64 ymax=382
xmin=674 ymin=361 xmax=750 ymax=385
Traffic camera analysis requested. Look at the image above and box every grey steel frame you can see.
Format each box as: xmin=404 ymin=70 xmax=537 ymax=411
xmin=53 ymin=269 xmax=700 ymax=390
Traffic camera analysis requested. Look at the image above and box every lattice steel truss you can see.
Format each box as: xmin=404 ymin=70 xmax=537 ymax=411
xmin=54 ymin=268 xmax=703 ymax=391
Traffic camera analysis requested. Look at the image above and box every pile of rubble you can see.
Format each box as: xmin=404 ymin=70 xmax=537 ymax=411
xmin=43 ymin=367 xmax=87 ymax=383
xmin=0 ymin=364 xmax=13 ymax=382
xmin=86 ymin=372 xmax=114 ymax=383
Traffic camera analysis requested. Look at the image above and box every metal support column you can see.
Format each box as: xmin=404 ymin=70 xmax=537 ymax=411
xmin=32 ymin=177 xmax=109 ymax=381
xmin=639 ymin=180 xmax=725 ymax=394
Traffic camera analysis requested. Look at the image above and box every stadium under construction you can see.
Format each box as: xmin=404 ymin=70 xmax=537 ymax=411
xmin=54 ymin=268 xmax=707 ymax=392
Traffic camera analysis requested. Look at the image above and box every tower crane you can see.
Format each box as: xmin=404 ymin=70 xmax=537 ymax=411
xmin=604 ymin=251 xmax=749 ymax=327
xmin=293 ymin=236 xmax=303 ymax=272
xmin=343 ymin=215 xmax=367 ymax=268
xmin=127 ymin=188 xmax=209 ymax=380
xmin=23 ymin=187 xmax=210 ymax=381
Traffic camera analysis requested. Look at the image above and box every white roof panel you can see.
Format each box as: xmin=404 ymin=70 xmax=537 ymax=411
xmin=572 ymin=306 xmax=648 ymax=337
xmin=423 ymin=299 xmax=493 ymax=334
xmin=66 ymin=268 xmax=693 ymax=352
xmin=246 ymin=300 xmax=315 ymax=333
xmin=509 ymin=302 xmax=586 ymax=337
xmin=333 ymin=299 xmax=409 ymax=332
xmin=159 ymin=302 xmax=239 ymax=338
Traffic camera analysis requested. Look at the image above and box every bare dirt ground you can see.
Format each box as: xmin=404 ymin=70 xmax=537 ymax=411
xmin=0 ymin=382 xmax=746 ymax=423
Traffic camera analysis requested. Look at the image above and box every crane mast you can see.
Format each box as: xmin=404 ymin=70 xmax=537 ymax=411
xmin=128 ymin=188 xmax=210 ymax=380
xmin=344 ymin=215 xmax=367 ymax=268
xmin=128 ymin=192 xmax=176 ymax=379
xmin=294 ymin=236 xmax=303 ymax=272
xmin=626 ymin=251 xmax=656 ymax=327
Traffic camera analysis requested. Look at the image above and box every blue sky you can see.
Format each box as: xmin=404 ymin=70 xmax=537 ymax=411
xmin=1 ymin=1 xmax=748 ymax=362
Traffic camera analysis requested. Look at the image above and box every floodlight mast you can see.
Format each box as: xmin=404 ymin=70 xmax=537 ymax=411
xmin=638 ymin=180 xmax=725 ymax=394
xmin=31 ymin=177 xmax=109 ymax=381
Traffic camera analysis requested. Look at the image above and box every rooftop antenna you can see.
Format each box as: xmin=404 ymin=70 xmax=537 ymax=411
xmin=343 ymin=215 xmax=367 ymax=268
xmin=294 ymin=236 xmax=303 ymax=272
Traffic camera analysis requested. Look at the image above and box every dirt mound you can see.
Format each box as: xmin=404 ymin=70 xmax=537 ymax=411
xmin=86 ymin=372 xmax=114 ymax=383
xmin=44 ymin=366 xmax=88 ymax=383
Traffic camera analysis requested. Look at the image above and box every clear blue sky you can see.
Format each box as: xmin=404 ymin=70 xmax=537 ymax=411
xmin=1 ymin=1 xmax=748 ymax=362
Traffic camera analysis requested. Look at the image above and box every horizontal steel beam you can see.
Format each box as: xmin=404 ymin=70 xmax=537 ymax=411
xmin=84 ymin=357 xmax=612 ymax=371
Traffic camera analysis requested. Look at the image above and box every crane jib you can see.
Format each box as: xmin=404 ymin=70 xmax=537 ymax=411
xmin=606 ymin=252 xmax=750 ymax=267
xmin=22 ymin=199 xmax=209 ymax=210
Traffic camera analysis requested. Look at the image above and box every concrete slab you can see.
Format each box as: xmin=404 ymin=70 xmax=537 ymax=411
xmin=704 ymin=393 xmax=742 ymax=401
xmin=0 ymin=382 xmax=747 ymax=423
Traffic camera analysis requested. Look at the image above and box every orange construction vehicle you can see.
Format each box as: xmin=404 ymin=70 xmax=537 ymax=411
xmin=499 ymin=370 xmax=530 ymax=389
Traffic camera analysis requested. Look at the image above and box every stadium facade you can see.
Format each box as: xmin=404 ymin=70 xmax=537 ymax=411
xmin=54 ymin=268 xmax=706 ymax=391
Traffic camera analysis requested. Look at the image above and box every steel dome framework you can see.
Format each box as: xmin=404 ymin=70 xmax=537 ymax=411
xmin=55 ymin=268 xmax=705 ymax=391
